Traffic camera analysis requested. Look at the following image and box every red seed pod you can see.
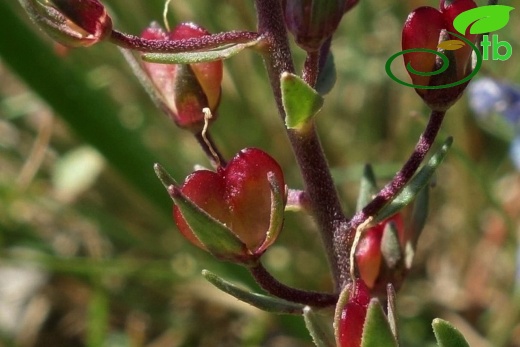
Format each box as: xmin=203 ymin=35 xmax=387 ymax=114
xmin=355 ymin=214 xmax=405 ymax=289
xmin=174 ymin=148 xmax=286 ymax=260
xmin=141 ymin=22 xmax=223 ymax=132
xmin=401 ymin=0 xmax=477 ymax=111
xmin=20 ymin=0 xmax=112 ymax=47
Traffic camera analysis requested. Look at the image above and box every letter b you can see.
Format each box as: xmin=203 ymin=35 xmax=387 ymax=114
xmin=492 ymin=35 xmax=512 ymax=61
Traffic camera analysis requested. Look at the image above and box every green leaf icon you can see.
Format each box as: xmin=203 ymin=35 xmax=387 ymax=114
xmin=453 ymin=5 xmax=514 ymax=35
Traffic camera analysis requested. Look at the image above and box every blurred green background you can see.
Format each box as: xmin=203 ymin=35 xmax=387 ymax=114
xmin=0 ymin=0 xmax=519 ymax=346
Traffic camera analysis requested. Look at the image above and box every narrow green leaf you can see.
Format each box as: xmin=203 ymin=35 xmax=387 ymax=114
xmin=357 ymin=164 xmax=378 ymax=212
xmin=170 ymin=187 xmax=248 ymax=261
xmin=154 ymin=163 xmax=179 ymax=189
xmin=410 ymin=181 xmax=430 ymax=247
xmin=453 ymin=6 xmax=514 ymax=35
xmin=202 ymin=270 xmax=305 ymax=314
xmin=374 ymin=137 xmax=453 ymax=223
xmin=361 ymin=299 xmax=398 ymax=347
xmin=281 ymin=72 xmax=324 ymax=130
xmin=87 ymin=283 xmax=109 ymax=347
xmin=333 ymin=283 xmax=351 ymax=345
xmin=432 ymin=318 xmax=470 ymax=347
xmin=142 ymin=38 xmax=262 ymax=64
xmin=303 ymin=306 xmax=336 ymax=347
xmin=386 ymin=284 xmax=398 ymax=341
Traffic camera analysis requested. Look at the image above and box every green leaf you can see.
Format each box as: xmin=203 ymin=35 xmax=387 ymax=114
xmin=202 ymin=270 xmax=305 ymax=314
xmin=357 ymin=164 xmax=378 ymax=212
xmin=453 ymin=5 xmax=514 ymax=35
xmin=87 ymin=283 xmax=109 ymax=347
xmin=170 ymin=186 xmax=249 ymax=261
xmin=281 ymin=72 xmax=324 ymax=131
xmin=154 ymin=163 xmax=179 ymax=189
xmin=386 ymin=285 xmax=398 ymax=341
xmin=361 ymin=299 xmax=398 ymax=347
xmin=381 ymin=221 xmax=403 ymax=269
xmin=374 ymin=137 xmax=453 ymax=224
xmin=432 ymin=318 xmax=470 ymax=347
xmin=410 ymin=180 xmax=430 ymax=247
xmin=303 ymin=306 xmax=336 ymax=347
xmin=142 ymin=38 xmax=262 ymax=64
xmin=333 ymin=283 xmax=351 ymax=345
xmin=316 ymin=52 xmax=336 ymax=96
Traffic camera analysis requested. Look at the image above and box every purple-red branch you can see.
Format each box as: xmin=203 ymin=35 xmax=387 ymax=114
xmin=302 ymin=51 xmax=320 ymax=87
xmin=194 ymin=131 xmax=227 ymax=168
xmin=335 ymin=110 xmax=446 ymax=287
xmin=250 ymin=263 xmax=337 ymax=307
xmin=255 ymin=0 xmax=346 ymax=291
xmin=110 ymin=29 xmax=260 ymax=53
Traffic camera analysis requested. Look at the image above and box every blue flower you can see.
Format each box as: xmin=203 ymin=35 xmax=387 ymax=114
xmin=468 ymin=77 xmax=520 ymax=122
xmin=510 ymin=135 xmax=520 ymax=171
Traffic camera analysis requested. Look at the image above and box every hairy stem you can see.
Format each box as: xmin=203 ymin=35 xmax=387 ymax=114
xmin=110 ymin=30 xmax=259 ymax=53
xmin=335 ymin=110 xmax=446 ymax=287
xmin=254 ymin=0 xmax=345 ymax=291
xmin=302 ymin=51 xmax=320 ymax=86
xmin=249 ymin=263 xmax=337 ymax=307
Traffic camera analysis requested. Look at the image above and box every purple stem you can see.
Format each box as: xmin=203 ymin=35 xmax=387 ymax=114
xmin=250 ymin=263 xmax=337 ymax=307
xmin=254 ymin=0 xmax=345 ymax=290
xmin=110 ymin=29 xmax=260 ymax=53
xmin=194 ymin=131 xmax=227 ymax=168
xmin=302 ymin=51 xmax=320 ymax=86
xmin=335 ymin=110 xmax=446 ymax=288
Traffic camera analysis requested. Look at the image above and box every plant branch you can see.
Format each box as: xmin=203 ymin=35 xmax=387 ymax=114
xmin=254 ymin=0 xmax=345 ymax=291
xmin=194 ymin=131 xmax=227 ymax=167
xmin=302 ymin=51 xmax=320 ymax=86
xmin=249 ymin=263 xmax=337 ymax=307
xmin=110 ymin=29 xmax=260 ymax=53
xmin=335 ymin=110 xmax=447 ymax=288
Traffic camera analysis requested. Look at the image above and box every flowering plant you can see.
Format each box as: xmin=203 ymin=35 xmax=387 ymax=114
xmin=2 ymin=0 xmax=517 ymax=346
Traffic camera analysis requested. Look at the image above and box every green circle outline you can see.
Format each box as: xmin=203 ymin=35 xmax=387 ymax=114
xmin=385 ymin=31 xmax=483 ymax=90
